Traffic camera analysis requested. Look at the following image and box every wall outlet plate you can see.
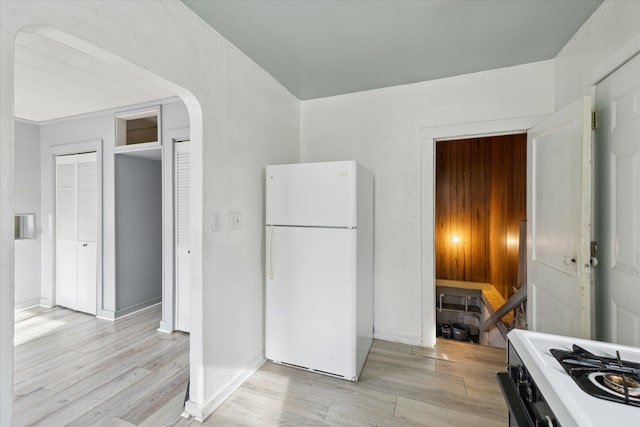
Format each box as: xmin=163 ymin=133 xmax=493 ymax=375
xmin=211 ymin=212 xmax=221 ymax=232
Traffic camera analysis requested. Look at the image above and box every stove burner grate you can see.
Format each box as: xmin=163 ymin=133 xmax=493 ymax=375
xmin=550 ymin=344 xmax=640 ymax=408
xmin=588 ymin=372 xmax=640 ymax=400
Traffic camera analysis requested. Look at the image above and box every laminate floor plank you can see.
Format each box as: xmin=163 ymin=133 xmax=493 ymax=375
xmin=101 ymin=417 xmax=137 ymax=427
xmin=367 ymin=346 xmax=437 ymax=372
xmin=394 ymin=395 xmax=506 ymax=427
xmin=137 ymin=383 xmax=189 ymax=427
xmin=13 ymin=305 xmax=190 ymax=427
xmin=119 ymin=369 xmax=190 ymax=425
xmin=14 ymin=338 xmax=181 ymax=423
xmin=321 ymin=393 xmax=401 ymax=427
xmin=66 ymin=351 xmax=189 ymax=426
xmin=14 ymin=305 xmax=56 ymax=323
xmin=13 ymin=386 xmax=56 ymax=414
xmin=357 ymin=359 xmax=468 ymax=399
xmin=14 ymin=335 xmax=175 ymax=396
xmin=201 ymin=339 xmax=506 ymax=426
xmin=413 ymin=339 xmax=506 ymax=366
xmin=15 ymin=306 xmax=508 ymax=426
xmin=463 ymin=377 xmax=507 ymax=405
xmin=434 ymin=358 xmax=502 ymax=384
xmin=15 ymin=312 xmax=115 ymax=363
xmin=27 ymin=368 xmax=153 ymax=427
xmin=14 ymin=309 xmax=91 ymax=346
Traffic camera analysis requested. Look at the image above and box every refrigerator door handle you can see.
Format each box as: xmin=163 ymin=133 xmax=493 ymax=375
xmin=266 ymin=225 xmax=274 ymax=279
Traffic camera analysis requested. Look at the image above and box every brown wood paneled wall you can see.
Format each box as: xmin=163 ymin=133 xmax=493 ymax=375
xmin=435 ymin=134 xmax=526 ymax=298
xmin=489 ymin=134 xmax=527 ymax=297
xmin=435 ymin=138 xmax=490 ymax=282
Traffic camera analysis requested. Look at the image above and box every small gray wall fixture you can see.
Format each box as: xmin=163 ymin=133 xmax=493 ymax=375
xmin=115 ymin=154 xmax=162 ymax=315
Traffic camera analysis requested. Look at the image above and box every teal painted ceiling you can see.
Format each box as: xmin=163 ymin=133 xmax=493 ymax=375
xmin=182 ymin=0 xmax=602 ymax=100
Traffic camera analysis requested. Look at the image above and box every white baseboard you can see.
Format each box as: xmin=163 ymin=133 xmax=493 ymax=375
xmin=14 ymin=299 xmax=42 ymax=311
xmin=373 ymin=329 xmax=422 ymax=346
xmin=158 ymin=319 xmax=173 ymax=332
xmin=96 ymin=309 xmax=116 ymax=321
xmin=114 ymin=298 xmax=162 ymax=319
xmin=185 ymin=353 xmax=266 ymax=422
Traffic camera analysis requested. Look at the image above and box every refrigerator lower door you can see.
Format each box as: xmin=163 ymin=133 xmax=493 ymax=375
xmin=266 ymin=226 xmax=357 ymax=379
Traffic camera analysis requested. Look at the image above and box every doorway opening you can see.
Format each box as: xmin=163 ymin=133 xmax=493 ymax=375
xmin=11 ymin=27 xmax=201 ymax=424
xmin=434 ymin=133 xmax=527 ymax=347
xmin=115 ymin=149 xmax=163 ymax=317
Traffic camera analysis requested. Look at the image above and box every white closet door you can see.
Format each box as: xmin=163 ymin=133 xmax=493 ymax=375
xmin=56 ymin=156 xmax=78 ymax=309
xmin=76 ymin=153 xmax=97 ymax=315
xmin=55 ymin=152 xmax=97 ymax=315
xmin=175 ymin=141 xmax=191 ymax=332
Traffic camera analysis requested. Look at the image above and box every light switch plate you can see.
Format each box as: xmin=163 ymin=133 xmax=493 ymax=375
xmin=229 ymin=211 xmax=241 ymax=230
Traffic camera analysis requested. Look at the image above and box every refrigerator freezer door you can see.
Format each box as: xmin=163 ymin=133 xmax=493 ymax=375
xmin=266 ymin=161 xmax=357 ymax=227
xmin=265 ymin=226 xmax=357 ymax=379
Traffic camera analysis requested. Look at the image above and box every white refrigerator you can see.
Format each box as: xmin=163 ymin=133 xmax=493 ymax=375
xmin=265 ymin=160 xmax=374 ymax=381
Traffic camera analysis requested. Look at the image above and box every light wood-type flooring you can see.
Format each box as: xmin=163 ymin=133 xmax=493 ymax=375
xmin=14 ymin=305 xmax=508 ymax=426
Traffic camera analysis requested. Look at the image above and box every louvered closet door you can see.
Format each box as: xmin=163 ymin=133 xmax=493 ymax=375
xmin=175 ymin=141 xmax=191 ymax=332
xmin=56 ymin=155 xmax=79 ymax=309
xmin=55 ymin=152 xmax=97 ymax=315
xmin=76 ymin=153 xmax=97 ymax=315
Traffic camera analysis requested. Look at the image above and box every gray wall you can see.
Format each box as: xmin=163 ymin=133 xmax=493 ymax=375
xmin=14 ymin=120 xmax=41 ymax=309
xmin=115 ymin=154 xmax=163 ymax=314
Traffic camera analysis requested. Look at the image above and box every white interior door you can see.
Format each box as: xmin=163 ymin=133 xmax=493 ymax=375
xmin=595 ymin=53 xmax=640 ymax=346
xmin=527 ymin=96 xmax=592 ymax=339
xmin=56 ymin=155 xmax=78 ymax=309
xmin=76 ymin=153 xmax=97 ymax=315
xmin=175 ymin=141 xmax=191 ymax=333
xmin=55 ymin=152 xmax=97 ymax=315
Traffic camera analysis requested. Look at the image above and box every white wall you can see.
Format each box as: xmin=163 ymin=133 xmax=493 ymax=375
xmin=115 ymin=155 xmax=162 ymax=315
xmin=553 ymin=0 xmax=640 ymax=111
xmin=0 ymin=2 xmax=300 ymax=422
xmin=14 ymin=120 xmax=41 ymax=309
xmin=301 ymin=61 xmax=553 ymax=345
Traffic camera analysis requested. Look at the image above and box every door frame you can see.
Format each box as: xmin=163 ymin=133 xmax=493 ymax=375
xmin=418 ymin=35 xmax=640 ymax=349
xmin=44 ymin=139 xmax=103 ymax=316
xmin=159 ymin=127 xmax=190 ymax=332
xmin=420 ymin=115 xmax=546 ymax=347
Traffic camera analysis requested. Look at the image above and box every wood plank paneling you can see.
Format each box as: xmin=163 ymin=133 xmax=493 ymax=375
xmin=435 ymin=134 xmax=526 ymax=298
xmin=489 ymin=134 xmax=527 ymax=297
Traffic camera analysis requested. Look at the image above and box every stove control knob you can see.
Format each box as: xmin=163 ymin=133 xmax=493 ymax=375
xmin=526 ymin=384 xmax=534 ymax=402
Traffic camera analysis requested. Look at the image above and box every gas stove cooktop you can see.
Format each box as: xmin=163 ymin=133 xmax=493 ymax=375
xmin=506 ymin=330 xmax=640 ymax=427
xmin=550 ymin=344 xmax=640 ymax=407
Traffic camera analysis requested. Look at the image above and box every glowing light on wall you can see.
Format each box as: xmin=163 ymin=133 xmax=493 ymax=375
xmin=451 ymin=235 xmax=461 ymax=244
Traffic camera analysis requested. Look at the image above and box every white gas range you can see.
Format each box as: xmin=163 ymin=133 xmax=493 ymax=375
xmin=498 ymin=329 xmax=640 ymax=427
